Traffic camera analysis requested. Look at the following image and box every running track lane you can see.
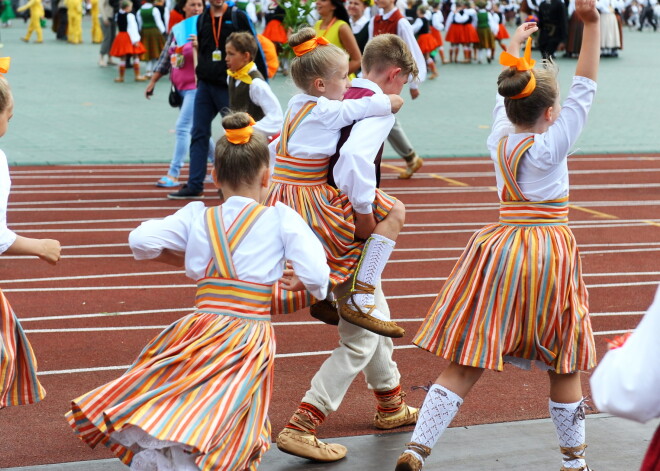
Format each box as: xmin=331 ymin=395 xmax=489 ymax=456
xmin=1 ymin=154 xmax=659 ymax=467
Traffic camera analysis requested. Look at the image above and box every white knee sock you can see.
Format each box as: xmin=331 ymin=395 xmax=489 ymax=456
xmin=349 ymin=234 xmax=395 ymax=318
xmin=549 ymin=398 xmax=587 ymax=469
xmin=404 ymin=384 xmax=463 ymax=464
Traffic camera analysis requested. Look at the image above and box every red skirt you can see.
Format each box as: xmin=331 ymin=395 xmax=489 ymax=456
xmin=641 ymin=425 xmax=660 ymax=471
xmin=263 ymin=19 xmax=287 ymax=45
xmin=110 ymin=32 xmax=147 ymax=57
xmin=418 ymin=32 xmax=440 ymax=54
xmin=496 ymin=23 xmax=509 ymax=40
xmin=430 ymin=26 xmax=444 ymax=46
xmin=446 ymin=23 xmax=479 ymax=44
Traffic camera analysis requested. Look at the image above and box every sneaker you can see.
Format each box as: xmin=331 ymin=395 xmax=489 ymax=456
xmin=374 ymin=404 xmax=418 ymax=430
xmin=276 ymin=428 xmax=347 ymax=462
xmin=156 ymin=176 xmax=180 ymax=188
xmin=398 ymin=155 xmax=424 ymax=179
xmin=167 ymin=185 xmax=203 ymax=200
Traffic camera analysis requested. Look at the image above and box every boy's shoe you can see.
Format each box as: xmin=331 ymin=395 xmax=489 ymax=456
xmin=395 ymin=452 xmax=423 ymax=471
xmin=374 ymin=403 xmax=418 ymax=430
xmin=167 ymin=185 xmax=203 ymax=200
xmin=309 ymin=299 xmax=339 ymax=325
xmin=134 ymin=75 xmax=147 ymax=82
xmin=339 ymin=281 xmax=405 ymax=338
xmin=276 ymin=428 xmax=347 ymax=462
xmin=398 ymin=155 xmax=424 ymax=179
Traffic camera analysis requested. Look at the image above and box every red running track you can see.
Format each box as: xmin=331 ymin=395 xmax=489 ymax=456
xmin=1 ymin=154 xmax=659 ymax=467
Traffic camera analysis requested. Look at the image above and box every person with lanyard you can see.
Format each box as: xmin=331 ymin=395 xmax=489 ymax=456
xmin=314 ymin=0 xmax=362 ymax=75
xmin=167 ymin=0 xmax=267 ymax=200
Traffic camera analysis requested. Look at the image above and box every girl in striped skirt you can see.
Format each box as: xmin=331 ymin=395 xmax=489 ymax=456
xmin=396 ymin=5 xmax=601 ymax=470
xmin=264 ymin=27 xmax=407 ymax=339
xmin=0 ymin=64 xmax=62 ymax=409
xmin=66 ymin=112 xmax=330 ymax=471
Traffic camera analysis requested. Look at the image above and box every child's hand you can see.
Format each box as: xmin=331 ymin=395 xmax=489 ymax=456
xmin=575 ymin=0 xmax=599 ymax=24
xmin=388 ymin=94 xmax=404 ymax=113
xmin=509 ymin=22 xmax=538 ymax=55
xmin=39 ymin=239 xmax=61 ymax=265
xmin=354 ymin=211 xmax=377 ymax=240
xmin=410 ymin=88 xmax=420 ymax=100
xmin=279 ymin=267 xmax=305 ymax=292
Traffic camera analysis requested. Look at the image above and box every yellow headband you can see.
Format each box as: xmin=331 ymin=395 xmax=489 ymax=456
xmin=0 ymin=57 xmax=11 ymax=75
xmin=499 ymin=37 xmax=536 ymax=99
xmin=225 ymin=116 xmax=256 ymax=144
xmin=292 ymin=36 xmax=330 ymax=57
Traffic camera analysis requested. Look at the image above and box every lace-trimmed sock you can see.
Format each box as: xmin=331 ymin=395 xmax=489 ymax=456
xmin=550 ymin=398 xmax=588 ymax=469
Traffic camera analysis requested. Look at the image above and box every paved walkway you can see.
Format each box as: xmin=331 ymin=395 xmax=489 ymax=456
xmin=3 ymin=414 xmax=658 ymax=470
xmin=1 ymin=17 xmax=659 ymax=165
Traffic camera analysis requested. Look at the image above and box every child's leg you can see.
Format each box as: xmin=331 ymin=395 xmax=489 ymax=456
xmin=35 ymin=18 xmax=42 ymax=42
xmin=396 ymin=363 xmax=483 ymax=471
xmin=133 ymin=56 xmax=146 ymax=81
xmin=438 ymin=46 xmax=447 ymax=64
xmin=548 ymin=371 xmax=590 ymax=470
xmin=115 ymin=56 xmax=126 ymax=82
xmin=425 ymin=53 xmax=438 ymax=78
xmin=23 ymin=17 xmax=33 ymax=40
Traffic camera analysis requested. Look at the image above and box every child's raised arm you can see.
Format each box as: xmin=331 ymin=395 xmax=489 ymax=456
xmin=574 ymin=0 xmax=600 ymax=81
xmin=506 ymin=22 xmax=539 ymax=58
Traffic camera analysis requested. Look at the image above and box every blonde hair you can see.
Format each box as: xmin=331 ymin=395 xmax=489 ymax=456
xmin=497 ymin=60 xmax=559 ymax=126
xmin=0 ymin=76 xmax=11 ymax=114
xmin=215 ymin=112 xmax=269 ymax=189
xmin=361 ymin=34 xmax=419 ymax=80
xmin=288 ymin=27 xmax=348 ymax=94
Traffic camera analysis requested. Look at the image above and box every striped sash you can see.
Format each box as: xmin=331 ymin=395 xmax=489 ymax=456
xmin=196 ymin=203 xmax=273 ymax=320
xmin=497 ymin=136 xmax=569 ymax=226
xmin=272 ymin=101 xmax=329 ymax=185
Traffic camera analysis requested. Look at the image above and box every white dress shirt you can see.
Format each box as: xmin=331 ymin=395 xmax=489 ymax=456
xmin=0 ymin=150 xmax=17 ymax=254
xmin=129 ymin=196 xmax=330 ymax=301
xmin=333 ymin=78 xmax=395 ymax=214
xmin=486 ymin=76 xmax=597 ymax=202
xmin=590 ymin=285 xmax=660 ymax=423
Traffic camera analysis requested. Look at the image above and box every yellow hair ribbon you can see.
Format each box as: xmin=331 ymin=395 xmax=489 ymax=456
xmin=292 ymin=36 xmax=330 ymax=57
xmin=225 ymin=116 xmax=256 ymax=144
xmin=227 ymin=61 xmax=256 ymax=85
xmin=499 ymin=36 xmax=536 ymax=99
xmin=0 ymin=57 xmax=11 ymax=75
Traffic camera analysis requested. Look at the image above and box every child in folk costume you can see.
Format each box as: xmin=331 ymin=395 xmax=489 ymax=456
xmin=0 ymin=63 xmax=62 ymax=409
xmin=492 ymin=1 xmax=510 ymax=51
xmin=110 ymin=0 xmax=147 ymax=82
xmin=412 ymin=5 xmax=439 ymax=78
xmin=264 ymin=27 xmax=407 ymax=339
xmin=590 ymin=284 xmax=660 ymax=471
xmin=275 ymin=34 xmax=420 ymax=463
xmin=225 ymin=32 xmax=283 ymax=139
xmin=474 ymin=0 xmax=496 ymax=63
xmin=445 ymin=1 xmax=479 ymax=62
xmin=137 ymin=0 xmax=166 ymax=77
xmin=395 ymin=2 xmax=601 ymax=469
xmin=429 ymin=1 xmax=448 ymax=64
xmin=67 ymin=111 xmax=330 ymax=471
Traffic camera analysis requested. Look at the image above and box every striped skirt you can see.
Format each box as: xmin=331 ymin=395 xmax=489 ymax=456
xmin=265 ymin=154 xmax=396 ymax=313
xmin=67 ymin=310 xmax=275 ymax=471
xmin=413 ymin=202 xmax=596 ymax=374
xmin=0 ymin=289 xmax=45 ymax=408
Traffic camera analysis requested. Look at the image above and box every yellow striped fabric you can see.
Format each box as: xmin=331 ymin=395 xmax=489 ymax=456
xmin=413 ymin=136 xmax=596 ymax=374
xmin=67 ymin=203 xmax=276 ymax=470
xmin=0 ymin=289 xmax=46 ymax=408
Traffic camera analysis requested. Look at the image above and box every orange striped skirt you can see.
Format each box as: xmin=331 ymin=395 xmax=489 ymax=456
xmin=413 ymin=201 xmax=596 ymax=374
xmin=264 ymin=154 xmax=396 ymax=314
xmin=67 ymin=300 xmax=274 ymax=470
xmin=0 ymin=289 xmax=45 ymax=408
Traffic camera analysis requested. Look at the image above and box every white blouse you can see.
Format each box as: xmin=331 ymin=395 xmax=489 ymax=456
xmin=128 ymin=196 xmax=330 ymax=301
xmin=0 ymin=149 xmax=16 ymax=254
xmin=486 ymin=76 xmax=597 ymax=202
xmin=590 ymin=285 xmax=660 ymax=423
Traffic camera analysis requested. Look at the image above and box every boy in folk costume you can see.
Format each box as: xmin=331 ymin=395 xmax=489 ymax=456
xmin=369 ymin=0 xmax=427 ymax=179
xmin=275 ymin=34 xmax=420 ymax=462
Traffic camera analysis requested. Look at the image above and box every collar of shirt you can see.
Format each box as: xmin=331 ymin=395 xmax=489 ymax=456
xmin=350 ymin=78 xmax=384 ymax=95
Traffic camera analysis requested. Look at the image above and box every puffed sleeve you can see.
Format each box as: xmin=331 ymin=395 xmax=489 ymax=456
xmin=129 ymin=201 xmax=205 ymax=260
xmin=0 ymin=150 xmax=16 ymax=254
xmin=276 ymin=202 xmax=329 ymax=300
xmin=127 ymin=12 xmax=141 ymax=43
xmin=590 ymin=285 xmax=660 ymax=423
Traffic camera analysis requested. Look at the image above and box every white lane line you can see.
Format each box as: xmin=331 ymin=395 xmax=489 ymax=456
xmin=35 ymin=328 xmax=636 ymax=376
xmin=10 ymin=218 xmax=148 ymax=227
xmin=9 ymin=198 xmax=177 ymax=206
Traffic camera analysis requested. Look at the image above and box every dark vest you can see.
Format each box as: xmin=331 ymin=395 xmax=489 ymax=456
xmin=228 ymin=69 xmax=266 ymax=121
xmin=327 ymin=87 xmax=384 ymax=189
xmin=354 ymin=21 xmax=369 ymax=52
xmin=373 ymin=8 xmax=404 ymax=36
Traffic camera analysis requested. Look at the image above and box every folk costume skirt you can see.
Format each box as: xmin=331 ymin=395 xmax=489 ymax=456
xmin=140 ymin=26 xmax=166 ymax=61
xmin=67 ymin=279 xmax=275 ymax=471
xmin=430 ymin=26 xmax=444 ymax=46
xmin=264 ymin=154 xmax=396 ymax=314
xmin=417 ymin=32 xmax=440 ymax=54
xmin=0 ymin=289 xmax=45 ymax=408
xmin=477 ymin=26 xmax=496 ymax=49
xmin=413 ymin=200 xmax=597 ymax=374
xmin=496 ymin=23 xmax=510 ymax=40
xmin=110 ymin=32 xmax=147 ymax=57
xmin=445 ymin=23 xmax=479 ymax=44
